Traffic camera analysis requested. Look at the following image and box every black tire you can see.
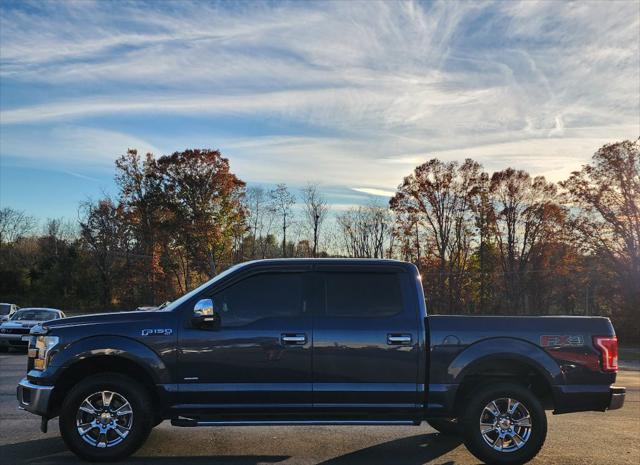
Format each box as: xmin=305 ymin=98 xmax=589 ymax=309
xmin=0 ymin=346 xmax=8 ymax=352
xmin=426 ymin=418 xmax=461 ymax=435
xmin=59 ymin=373 xmax=154 ymax=462
xmin=461 ymin=383 xmax=546 ymax=465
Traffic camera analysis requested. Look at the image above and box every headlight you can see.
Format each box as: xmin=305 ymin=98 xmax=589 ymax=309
xmin=33 ymin=335 xmax=59 ymax=370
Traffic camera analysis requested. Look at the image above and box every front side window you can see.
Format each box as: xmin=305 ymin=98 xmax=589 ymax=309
xmin=324 ymin=272 xmax=403 ymax=318
xmin=213 ymin=272 xmax=304 ymax=327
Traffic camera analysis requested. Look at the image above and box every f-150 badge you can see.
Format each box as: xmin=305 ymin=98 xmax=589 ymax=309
xmin=141 ymin=328 xmax=173 ymax=336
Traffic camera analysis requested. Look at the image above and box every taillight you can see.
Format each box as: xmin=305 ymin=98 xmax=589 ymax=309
xmin=593 ymin=336 xmax=618 ymax=372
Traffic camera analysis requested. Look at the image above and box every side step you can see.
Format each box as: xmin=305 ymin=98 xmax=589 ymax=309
xmin=172 ymin=418 xmax=419 ymax=427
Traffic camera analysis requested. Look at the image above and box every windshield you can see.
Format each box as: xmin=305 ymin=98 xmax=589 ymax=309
xmin=12 ymin=310 xmax=57 ymax=321
xmin=0 ymin=304 xmax=11 ymax=315
xmin=162 ymin=263 xmax=243 ymax=312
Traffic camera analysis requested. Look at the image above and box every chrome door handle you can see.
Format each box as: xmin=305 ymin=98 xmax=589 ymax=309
xmin=387 ymin=334 xmax=412 ymax=345
xmin=281 ymin=333 xmax=307 ymax=345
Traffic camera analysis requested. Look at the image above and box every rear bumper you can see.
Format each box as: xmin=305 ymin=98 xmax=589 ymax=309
xmin=16 ymin=377 xmax=54 ymax=417
xmin=553 ymin=384 xmax=625 ymax=414
xmin=608 ymin=386 xmax=626 ymax=410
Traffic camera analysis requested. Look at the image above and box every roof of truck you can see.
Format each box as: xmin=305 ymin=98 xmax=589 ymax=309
xmin=237 ymin=258 xmax=415 ymax=270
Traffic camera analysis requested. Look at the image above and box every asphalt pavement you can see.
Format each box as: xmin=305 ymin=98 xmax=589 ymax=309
xmin=1 ymin=351 xmax=638 ymax=465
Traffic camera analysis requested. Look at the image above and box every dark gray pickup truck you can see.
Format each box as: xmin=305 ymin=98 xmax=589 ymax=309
xmin=17 ymin=259 xmax=624 ymax=464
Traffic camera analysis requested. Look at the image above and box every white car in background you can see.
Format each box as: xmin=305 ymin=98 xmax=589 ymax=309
xmin=0 ymin=308 xmax=65 ymax=352
xmin=0 ymin=303 xmax=19 ymax=322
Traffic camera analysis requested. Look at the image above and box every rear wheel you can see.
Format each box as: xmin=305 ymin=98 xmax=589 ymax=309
xmin=461 ymin=383 xmax=546 ymax=465
xmin=426 ymin=418 xmax=460 ymax=435
xmin=0 ymin=346 xmax=8 ymax=352
xmin=59 ymin=373 xmax=153 ymax=462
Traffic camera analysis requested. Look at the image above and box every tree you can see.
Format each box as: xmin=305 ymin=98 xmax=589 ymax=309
xmin=336 ymin=203 xmax=392 ymax=258
xmin=561 ymin=140 xmax=639 ymax=335
xmin=246 ymin=186 xmax=275 ymax=259
xmin=469 ymin=171 xmax=497 ymax=313
xmin=301 ymin=183 xmax=329 ymax=257
xmin=390 ymin=159 xmax=481 ymax=313
xmin=79 ymin=198 xmax=131 ymax=308
xmin=155 ymin=149 xmax=246 ymax=282
xmin=490 ymin=168 xmax=564 ymax=312
xmin=115 ymin=149 xmax=166 ymax=302
xmin=269 ymin=184 xmax=296 ymax=257
xmin=0 ymin=207 xmax=36 ymax=246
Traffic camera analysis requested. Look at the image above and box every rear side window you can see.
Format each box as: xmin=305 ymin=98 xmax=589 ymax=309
xmin=323 ymin=272 xmax=403 ymax=318
xmin=213 ymin=272 xmax=304 ymax=327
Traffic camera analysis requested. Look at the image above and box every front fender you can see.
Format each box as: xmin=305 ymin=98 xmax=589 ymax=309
xmin=32 ymin=335 xmax=171 ymax=386
xmin=449 ymin=337 xmax=564 ymax=386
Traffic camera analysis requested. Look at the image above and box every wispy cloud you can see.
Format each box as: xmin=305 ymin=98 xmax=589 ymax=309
xmin=1 ymin=126 xmax=162 ymax=167
xmin=0 ymin=0 xmax=638 ymax=209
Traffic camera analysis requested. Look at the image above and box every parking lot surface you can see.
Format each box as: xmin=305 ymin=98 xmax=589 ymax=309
xmin=1 ymin=351 xmax=638 ymax=464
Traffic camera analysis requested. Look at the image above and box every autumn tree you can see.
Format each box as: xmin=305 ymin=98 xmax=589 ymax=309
xmin=269 ymin=183 xmax=296 ymax=257
xmin=469 ymin=171 xmax=497 ymax=313
xmin=390 ymin=159 xmax=481 ymax=313
xmin=561 ymin=140 xmax=639 ymax=336
xmin=301 ymin=183 xmax=329 ymax=257
xmin=155 ymin=149 xmax=246 ymax=284
xmin=115 ymin=149 xmax=166 ymax=303
xmin=489 ymin=169 xmax=565 ymax=313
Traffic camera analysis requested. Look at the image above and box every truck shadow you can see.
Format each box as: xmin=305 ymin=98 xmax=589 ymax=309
xmin=316 ymin=433 xmax=462 ymax=465
xmin=0 ymin=433 xmax=461 ymax=464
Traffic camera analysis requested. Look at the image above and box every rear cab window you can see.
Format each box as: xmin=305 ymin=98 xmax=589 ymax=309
xmin=321 ymin=271 xmax=405 ymax=318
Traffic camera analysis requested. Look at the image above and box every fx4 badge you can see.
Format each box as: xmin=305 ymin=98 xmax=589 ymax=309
xmin=141 ymin=328 xmax=173 ymax=336
xmin=540 ymin=335 xmax=584 ymax=348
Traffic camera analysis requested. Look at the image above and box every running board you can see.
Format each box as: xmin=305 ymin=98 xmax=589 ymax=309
xmin=171 ymin=418 xmax=419 ymax=427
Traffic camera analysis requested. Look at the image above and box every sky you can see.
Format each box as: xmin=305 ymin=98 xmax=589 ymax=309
xmin=1 ymin=0 xmax=639 ymax=221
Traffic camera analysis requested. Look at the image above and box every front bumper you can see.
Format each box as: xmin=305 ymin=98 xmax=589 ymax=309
xmin=0 ymin=333 xmax=30 ymax=347
xmin=17 ymin=377 xmax=54 ymax=417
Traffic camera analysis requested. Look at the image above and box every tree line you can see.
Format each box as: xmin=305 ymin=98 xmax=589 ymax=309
xmin=0 ymin=140 xmax=637 ymax=341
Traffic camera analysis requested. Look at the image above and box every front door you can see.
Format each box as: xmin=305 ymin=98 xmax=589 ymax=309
xmin=312 ymin=267 xmax=420 ymax=419
xmin=177 ymin=269 xmax=312 ymax=417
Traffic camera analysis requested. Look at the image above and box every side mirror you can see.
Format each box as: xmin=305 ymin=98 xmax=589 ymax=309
xmin=192 ymin=298 xmax=220 ymax=330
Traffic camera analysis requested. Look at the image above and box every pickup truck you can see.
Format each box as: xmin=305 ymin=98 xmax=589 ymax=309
xmin=17 ymin=259 xmax=625 ymax=464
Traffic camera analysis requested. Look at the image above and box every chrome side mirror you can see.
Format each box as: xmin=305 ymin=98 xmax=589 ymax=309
xmin=192 ymin=298 xmax=220 ymax=330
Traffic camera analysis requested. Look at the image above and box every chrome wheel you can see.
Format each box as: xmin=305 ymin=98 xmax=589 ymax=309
xmin=75 ymin=390 xmax=134 ymax=448
xmin=479 ymin=397 xmax=531 ymax=453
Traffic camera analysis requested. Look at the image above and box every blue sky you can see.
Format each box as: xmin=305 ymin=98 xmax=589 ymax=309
xmin=1 ymin=0 xmax=638 ymax=221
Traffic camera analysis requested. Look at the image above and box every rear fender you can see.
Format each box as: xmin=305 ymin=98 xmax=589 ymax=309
xmin=450 ymin=337 xmax=564 ymax=387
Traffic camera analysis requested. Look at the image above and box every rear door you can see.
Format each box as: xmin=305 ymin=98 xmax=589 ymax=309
xmin=312 ymin=266 xmax=420 ymax=418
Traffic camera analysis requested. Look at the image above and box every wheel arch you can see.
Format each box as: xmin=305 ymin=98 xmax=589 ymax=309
xmin=449 ymin=338 xmax=562 ymax=413
xmin=47 ymin=336 xmax=169 ymax=417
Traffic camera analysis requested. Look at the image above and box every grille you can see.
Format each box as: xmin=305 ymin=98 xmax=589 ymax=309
xmin=2 ymin=327 xmax=30 ymax=334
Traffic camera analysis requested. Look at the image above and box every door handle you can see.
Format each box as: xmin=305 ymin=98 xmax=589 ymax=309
xmin=281 ymin=333 xmax=307 ymax=345
xmin=387 ymin=334 xmax=412 ymax=345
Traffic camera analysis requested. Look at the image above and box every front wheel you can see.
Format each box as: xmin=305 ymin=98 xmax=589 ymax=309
xmin=59 ymin=373 xmax=153 ymax=462
xmin=461 ymin=383 xmax=547 ymax=465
